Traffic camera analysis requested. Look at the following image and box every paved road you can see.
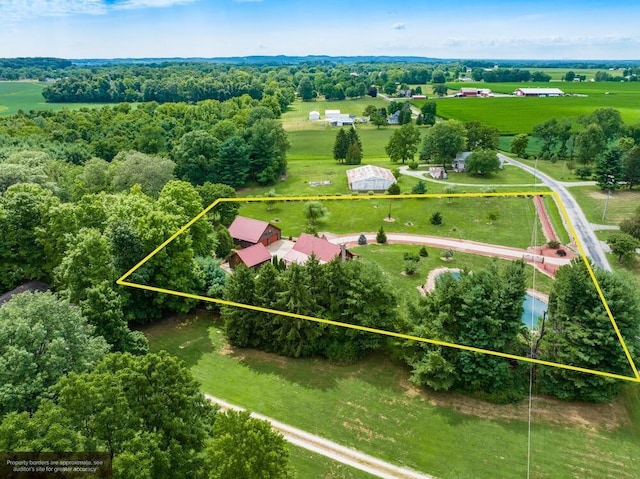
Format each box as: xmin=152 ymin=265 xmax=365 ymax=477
xmin=498 ymin=153 xmax=612 ymax=271
xmin=206 ymin=394 xmax=434 ymax=479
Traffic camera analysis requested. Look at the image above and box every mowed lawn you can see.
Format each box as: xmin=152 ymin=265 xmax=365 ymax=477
xmin=569 ymin=186 xmax=640 ymax=226
xmin=144 ymin=314 xmax=640 ymax=479
xmin=0 ymin=81 xmax=111 ymax=116
xmin=235 ymin=194 xmax=545 ymax=249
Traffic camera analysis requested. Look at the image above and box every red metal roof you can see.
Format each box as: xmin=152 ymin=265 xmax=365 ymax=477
xmin=288 ymin=233 xmax=341 ymax=264
xmin=235 ymin=243 xmax=272 ymax=267
xmin=228 ymin=216 xmax=273 ymax=244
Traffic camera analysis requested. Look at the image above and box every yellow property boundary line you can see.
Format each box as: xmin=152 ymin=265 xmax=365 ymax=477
xmin=117 ymin=191 xmax=640 ymax=383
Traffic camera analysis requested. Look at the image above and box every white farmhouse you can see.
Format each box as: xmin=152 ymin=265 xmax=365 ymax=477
xmin=346 ymin=165 xmax=396 ymax=192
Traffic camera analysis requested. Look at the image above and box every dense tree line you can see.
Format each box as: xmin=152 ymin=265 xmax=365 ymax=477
xmin=469 ymin=68 xmax=551 ymax=83
xmin=222 ymin=259 xmax=398 ymax=363
xmin=0 ymin=180 xmax=236 ymax=324
xmin=404 ymin=261 xmax=530 ymax=403
xmin=0 ymin=99 xmax=288 ymax=187
xmin=538 ymin=259 xmax=640 ymax=402
xmin=0 ymin=349 xmax=293 ymax=479
xmin=0 ymin=57 xmax=72 ymax=80
xmin=527 ymin=108 xmax=640 ymax=190
xmin=40 ymin=63 xmax=294 ymax=109
xmin=404 ymin=259 xmax=640 ymax=403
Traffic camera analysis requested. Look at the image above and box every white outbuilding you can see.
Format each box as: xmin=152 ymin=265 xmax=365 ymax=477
xmin=346 ymin=165 xmax=396 ymax=192
xmin=309 ymin=110 xmax=320 ymax=121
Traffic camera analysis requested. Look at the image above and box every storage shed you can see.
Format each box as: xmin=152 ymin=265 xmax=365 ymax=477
xmin=309 ymin=110 xmax=320 ymax=121
xmin=346 ymin=165 xmax=396 ymax=192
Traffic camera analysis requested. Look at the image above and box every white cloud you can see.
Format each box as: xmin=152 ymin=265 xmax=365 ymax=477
xmin=0 ymin=0 xmax=197 ymax=21
xmin=391 ymin=22 xmax=406 ymax=30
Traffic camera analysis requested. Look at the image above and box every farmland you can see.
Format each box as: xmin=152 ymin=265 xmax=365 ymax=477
xmin=144 ymin=313 xmax=640 ymax=479
xmin=420 ymin=81 xmax=640 ymax=134
xmin=0 ymin=81 xmax=110 ymax=116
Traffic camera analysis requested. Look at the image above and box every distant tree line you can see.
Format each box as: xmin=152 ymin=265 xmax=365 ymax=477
xmin=0 ymin=57 xmax=72 ymax=80
xmin=469 ymin=67 xmax=551 ymax=83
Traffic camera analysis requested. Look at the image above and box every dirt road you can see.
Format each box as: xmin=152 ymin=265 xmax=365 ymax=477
xmin=206 ymin=394 xmax=435 ymax=479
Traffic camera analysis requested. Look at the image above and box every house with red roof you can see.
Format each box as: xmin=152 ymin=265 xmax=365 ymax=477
xmin=228 ymin=216 xmax=281 ymax=249
xmin=283 ymin=233 xmax=352 ymax=265
xmin=229 ymin=243 xmax=273 ymax=270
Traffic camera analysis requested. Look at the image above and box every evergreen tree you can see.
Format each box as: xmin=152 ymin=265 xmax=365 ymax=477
xmin=539 ymin=259 xmax=640 ymax=402
xmin=332 ymin=128 xmax=349 ymax=163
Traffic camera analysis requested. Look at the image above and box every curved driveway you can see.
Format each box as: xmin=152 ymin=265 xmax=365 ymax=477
xmin=498 ymin=154 xmax=611 ymax=271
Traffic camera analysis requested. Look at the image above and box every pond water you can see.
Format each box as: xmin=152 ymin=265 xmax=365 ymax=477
xmin=437 ymin=271 xmax=547 ymax=329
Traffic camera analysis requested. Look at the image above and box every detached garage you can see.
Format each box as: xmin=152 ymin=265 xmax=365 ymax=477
xmin=346 ymin=165 xmax=396 ymax=192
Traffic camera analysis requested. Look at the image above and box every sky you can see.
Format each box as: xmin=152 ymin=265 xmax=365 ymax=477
xmin=1 ymin=0 xmax=639 ymax=60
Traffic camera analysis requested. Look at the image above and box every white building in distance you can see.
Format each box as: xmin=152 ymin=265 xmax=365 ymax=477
xmin=514 ymin=88 xmax=564 ymax=97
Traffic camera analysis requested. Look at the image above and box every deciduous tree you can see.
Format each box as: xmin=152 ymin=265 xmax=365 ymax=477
xmin=0 ymin=292 xmax=108 ymax=415
xmin=385 ymin=123 xmax=421 ymax=164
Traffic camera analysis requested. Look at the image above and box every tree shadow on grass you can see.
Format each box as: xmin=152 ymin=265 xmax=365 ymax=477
xmin=229 ymin=347 xmax=410 ymax=394
xmin=140 ymin=311 xmax=218 ymax=368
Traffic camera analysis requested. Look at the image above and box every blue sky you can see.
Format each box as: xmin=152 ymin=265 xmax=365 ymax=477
xmin=1 ymin=0 xmax=639 ymax=59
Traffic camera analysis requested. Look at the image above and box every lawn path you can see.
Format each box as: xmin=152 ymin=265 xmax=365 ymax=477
xmin=322 ymin=232 xmax=573 ymax=275
xmin=206 ymin=394 xmax=434 ymax=479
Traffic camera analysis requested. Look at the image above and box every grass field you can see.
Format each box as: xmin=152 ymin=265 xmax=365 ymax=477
xmin=282 ymin=97 xmax=388 ymax=132
xmin=0 ymin=81 xmax=110 ymax=116
xmin=413 ymin=81 xmax=640 ymax=134
xmin=144 ymin=313 xmax=640 ymax=479
xmin=353 ymin=244 xmax=554 ymax=301
xmin=235 ymin=195 xmax=545 ymax=249
xmin=568 ymin=186 xmax=640 ymax=226
xmin=289 ymin=444 xmax=376 ymax=478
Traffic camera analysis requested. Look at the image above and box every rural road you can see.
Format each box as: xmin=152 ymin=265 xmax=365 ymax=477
xmin=498 ymin=154 xmax=612 ymax=271
xmin=206 ymin=394 xmax=434 ymax=479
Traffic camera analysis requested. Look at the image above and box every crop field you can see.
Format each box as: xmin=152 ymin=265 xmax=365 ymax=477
xmin=144 ymin=313 xmax=640 ymax=479
xmin=412 ymin=81 xmax=640 ymax=134
xmin=0 ymin=81 xmax=110 ymax=116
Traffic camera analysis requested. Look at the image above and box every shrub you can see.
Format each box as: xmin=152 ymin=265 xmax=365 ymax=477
xmin=419 ymin=246 xmax=429 ymax=257
xmin=547 ymin=240 xmax=561 ymax=249
xmin=404 ymin=259 xmax=418 ymax=275
xmin=430 ymin=211 xmax=443 ymax=226
xmin=411 ymin=181 xmax=427 ymax=194
xmin=408 ymin=161 xmax=419 ymax=170
xmin=487 ymin=211 xmax=499 ymax=222
xmin=576 ymin=166 xmax=592 ymax=179
xmin=358 ymin=234 xmax=367 ymax=245
xmin=376 ymin=226 xmax=387 ymax=244
xmin=403 ymin=252 xmax=420 ymax=262
xmin=387 ymin=183 xmax=400 ymax=195
xmin=442 ymin=249 xmax=454 ymax=260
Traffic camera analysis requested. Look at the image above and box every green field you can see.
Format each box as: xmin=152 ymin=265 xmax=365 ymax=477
xmin=144 ymin=313 xmax=640 ymax=479
xmin=236 ymin=195 xmax=545 ymax=249
xmin=0 ymin=81 xmax=111 ymax=116
xmin=568 ymin=186 xmax=640 ymax=226
xmin=417 ymin=82 xmax=640 ymax=134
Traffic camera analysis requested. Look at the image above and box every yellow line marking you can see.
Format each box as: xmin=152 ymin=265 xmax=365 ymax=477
xmin=116 ymin=192 xmax=639 ymax=382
